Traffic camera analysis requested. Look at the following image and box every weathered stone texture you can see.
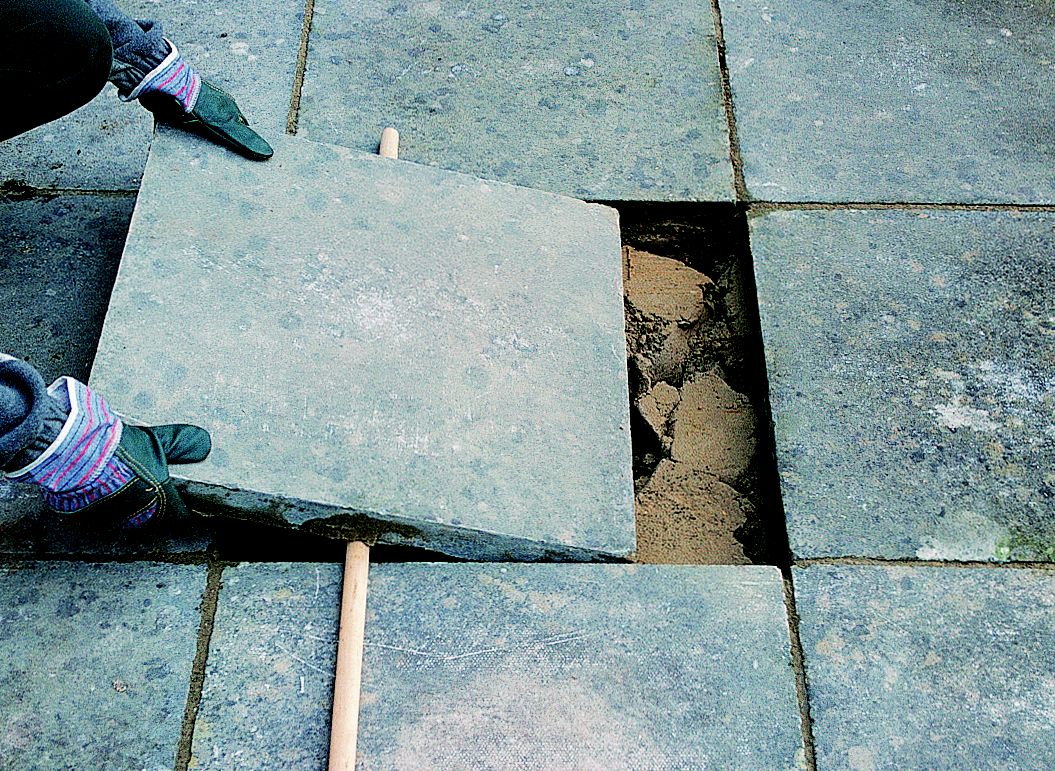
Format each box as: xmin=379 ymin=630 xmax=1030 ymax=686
xmin=92 ymin=131 xmax=634 ymax=560
xmin=754 ymin=210 xmax=1055 ymax=561
xmin=796 ymin=565 xmax=1055 ymax=768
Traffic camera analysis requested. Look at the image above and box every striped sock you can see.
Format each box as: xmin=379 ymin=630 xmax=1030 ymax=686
xmin=126 ymin=40 xmax=202 ymax=113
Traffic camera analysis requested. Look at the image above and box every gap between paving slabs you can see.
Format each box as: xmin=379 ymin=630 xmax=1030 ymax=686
xmin=614 ymin=202 xmax=788 ymax=566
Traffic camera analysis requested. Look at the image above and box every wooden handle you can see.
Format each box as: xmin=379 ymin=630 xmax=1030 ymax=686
xmin=328 ymin=128 xmax=400 ymax=771
xmin=379 ymin=127 xmax=400 ymax=160
xmin=328 ymin=540 xmax=371 ymax=770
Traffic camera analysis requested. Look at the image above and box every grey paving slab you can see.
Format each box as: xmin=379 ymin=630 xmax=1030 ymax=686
xmin=0 ymin=0 xmax=300 ymax=191
xmin=359 ymin=564 xmax=802 ymax=768
xmin=0 ymin=194 xmax=134 ymax=382
xmin=721 ymin=0 xmax=1055 ymax=203
xmin=299 ymin=0 xmax=733 ymax=201
xmin=753 ymin=210 xmax=1055 ymax=561
xmin=91 ymin=130 xmax=634 ymax=560
xmin=191 ymin=562 xmax=340 ymax=768
xmin=0 ymin=560 xmax=206 ymax=765
xmin=192 ymin=563 xmax=802 ymax=767
xmin=794 ymin=565 xmax=1055 ymax=768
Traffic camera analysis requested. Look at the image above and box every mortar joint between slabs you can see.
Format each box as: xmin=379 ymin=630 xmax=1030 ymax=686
xmin=175 ymin=560 xmax=225 ymax=770
xmin=781 ymin=566 xmax=818 ymax=771
xmin=795 ymin=556 xmax=1055 ymax=570
xmin=709 ymin=0 xmax=749 ymax=203
xmin=286 ymin=0 xmax=317 ymax=135
xmin=748 ymin=200 xmax=1055 ymax=215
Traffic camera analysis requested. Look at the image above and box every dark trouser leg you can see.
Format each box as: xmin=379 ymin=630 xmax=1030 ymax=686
xmin=0 ymin=0 xmax=113 ymax=142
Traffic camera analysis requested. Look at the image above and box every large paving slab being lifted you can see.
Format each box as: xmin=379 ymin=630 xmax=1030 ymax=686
xmin=192 ymin=563 xmax=803 ymax=767
xmin=92 ymin=129 xmax=634 ymax=560
xmin=0 ymin=0 xmax=300 ymax=191
xmin=795 ymin=565 xmax=1055 ymax=768
xmin=0 ymin=561 xmax=206 ymax=765
xmin=300 ymin=0 xmax=733 ymax=201
xmin=720 ymin=0 xmax=1055 ymax=203
xmin=753 ymin=210 xmax=1055 ymax=562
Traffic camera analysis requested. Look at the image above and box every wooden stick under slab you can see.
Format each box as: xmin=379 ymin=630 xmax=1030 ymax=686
xmin=327 ymin=127 xmax=401 ymax=771
xmin=328 ymin=540 xmax=370 ymax=770
xmin=379 ymin=127 xmax=400 ymax=160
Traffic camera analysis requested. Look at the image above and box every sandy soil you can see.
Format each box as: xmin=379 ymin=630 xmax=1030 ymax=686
xmin=624 ymin=247 xmax=765 ymax=564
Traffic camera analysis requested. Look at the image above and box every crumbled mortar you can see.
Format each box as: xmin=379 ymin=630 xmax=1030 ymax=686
xmin=624 ymin=245 xmax=770 ymax=565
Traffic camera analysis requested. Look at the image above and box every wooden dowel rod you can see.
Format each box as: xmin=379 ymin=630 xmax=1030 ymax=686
xmin=379 ymin=127 xmax=400 ymax=160
xmin=328 ymin=540 xmax=371 ymax=770
xmin=328 ymin=127 xmax=400 ymax=771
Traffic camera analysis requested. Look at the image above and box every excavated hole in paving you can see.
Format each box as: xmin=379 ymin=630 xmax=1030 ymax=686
xmin=612 ymin=202 xmax=788 ymax=566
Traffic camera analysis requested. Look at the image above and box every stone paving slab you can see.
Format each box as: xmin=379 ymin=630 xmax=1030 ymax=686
xmin=720 ymin=0 xmax=1055 ymax=203
xmin=794 ymin=565 xmax=1055 ymax=768
xmin=0 ymin=194 xmax=134 ymax=382
xmin=0 ymin=560 xmax=207 ymax=765
xmin=191 ymin=562 xmax=340 ymax=768
xmin=192 ymin=563 xmax=802 ymax=767
xmin=0 ymin=0 xmax=300 ymax=191
xmin=91 ymin=130 xmax=634 ymax=560
xmin=752 ymin=210 xmax=1055 ymax=561
xmin=299 ymin=0 xmax=733 ymax=201
xmin=359 ymin=564 xmax=801 ymax=768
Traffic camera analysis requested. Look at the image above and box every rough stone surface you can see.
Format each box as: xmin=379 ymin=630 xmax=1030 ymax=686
xmin=0 ymin=561 xmax=206 ymax=765
xmin=795 ymin=565 xmax=1055 ymax=768
xmin=635 ymin=460 xmax=751 ymax=564
xmin=191 ymin=562 xmax=340 ymax=768
xmin=359 ymin=564 xmax=802 ymax=767
xmin=300 ymin=0 xmax=732 ymax=201
xmin=0 ymin=0 xmax=300 ymax=191
xmin=753 ymin=210 xmax=1055 ymax=561
xmin=721 ymin=0 xmax=1055 ymax=202
xmin=92 ymin=130 xmax=634 ymax=560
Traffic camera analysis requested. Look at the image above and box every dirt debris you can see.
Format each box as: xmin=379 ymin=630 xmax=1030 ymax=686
xmin=670 ymin=375 xmax=757 ymax=487
xmin=624 ymin=245 xmax=767 ymax=565
xmin=625 ymin=247 xmax=717 ymax=327
xmin=635 ymin=460 xmax=752 ymax=564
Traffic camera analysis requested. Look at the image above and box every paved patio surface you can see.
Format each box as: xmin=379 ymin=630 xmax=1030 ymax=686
xmin=753 ymin=209 xmax=1055 ymax=562
xmin=0 ymin=0 xmax=1052 ymax=767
